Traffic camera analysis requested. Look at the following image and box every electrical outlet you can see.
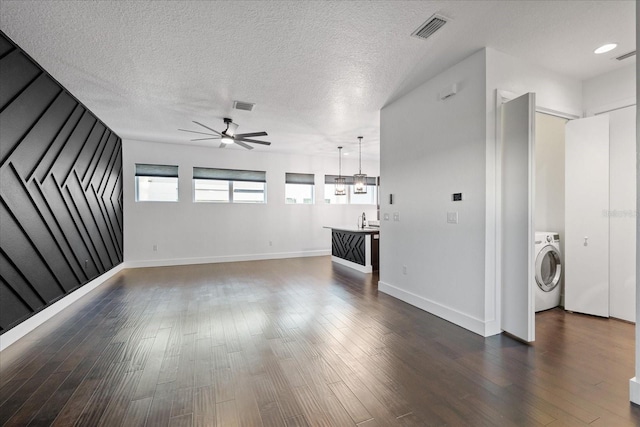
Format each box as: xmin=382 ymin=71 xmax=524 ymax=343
xmin=153 ymin=244 xmax=158 ymax=251
xmin=402 ymin=265 xmax=407 ymax=275
xmin=447 ymin=212 xmax=458 ymax=224
xmin=383 ymin=213 xmax=390 ymax=221
xmin=393 ymin=212 xmax=400 ymax=222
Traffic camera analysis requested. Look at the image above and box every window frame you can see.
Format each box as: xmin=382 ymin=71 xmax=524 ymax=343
xmin=135 ymin=163 xmax=179 ymax=202
xmin=193 ymin=167 xmax=267 ymax=204
xmin=285 ymin=172 xmax=315 ymax=205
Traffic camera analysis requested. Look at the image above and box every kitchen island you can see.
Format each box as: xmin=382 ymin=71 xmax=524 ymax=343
xmin=324 ymin=226 xmax=379 ymax=273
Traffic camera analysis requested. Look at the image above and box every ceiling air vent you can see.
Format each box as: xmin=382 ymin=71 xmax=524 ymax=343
xmin=233 ymin=101 xmax=255 ymax=111
xmin=616 ymin=50 xmax=636 ymax=61
xmin=411 ymin=13 xmax=449 ymax=40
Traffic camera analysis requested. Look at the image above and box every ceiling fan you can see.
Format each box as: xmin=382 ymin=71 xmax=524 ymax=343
xmin=178 ymin=117 xmax=271 ymax=150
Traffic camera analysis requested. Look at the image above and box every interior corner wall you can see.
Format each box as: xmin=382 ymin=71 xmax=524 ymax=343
xmin=0 ymin=32 xmax=123 ymax=335
xmin=122 ymin=140 xmax=379 ymax=266
xmin=379 ymin=49 xmax=489 ymax=336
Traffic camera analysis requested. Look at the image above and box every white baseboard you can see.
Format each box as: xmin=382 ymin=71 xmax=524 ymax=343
xmin=378 ymin=280 xmax=489 ymax=337
xmin=0 ymin=263 xmax=126 ymax=352
xmin=630 ymin=377 xmax=640 ymax=405
xmin=331 ymin=256 xmax=372 ymax=273
xmin=125 ymin=249 xmax=331 ymax=269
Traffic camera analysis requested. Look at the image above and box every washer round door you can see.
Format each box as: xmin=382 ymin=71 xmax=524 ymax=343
xmin=535 ymin=245 xmax=562 ymax=292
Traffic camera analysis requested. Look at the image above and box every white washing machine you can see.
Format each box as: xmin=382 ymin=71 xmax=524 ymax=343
xmin=534 ymin=231 xmax=562 ymax=312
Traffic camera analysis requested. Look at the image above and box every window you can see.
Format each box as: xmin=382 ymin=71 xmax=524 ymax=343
xmin=135 ymin=164 xmax=179 ymax=202
xmin=324 ymin=175 xmax=378 ymax=205
xmin=285 ymin=173 xmax=315 ymax=204
xmin=193 ymin=167 xmax=266 ymax=203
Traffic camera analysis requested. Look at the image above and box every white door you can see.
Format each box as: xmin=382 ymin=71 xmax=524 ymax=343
xmin=500 ymin=93 xmax=535 ymax=342
xmin=609 ymin=106 xmax=636 ymax=322
xmin=565 ymin=115 xmax=609 ymax=317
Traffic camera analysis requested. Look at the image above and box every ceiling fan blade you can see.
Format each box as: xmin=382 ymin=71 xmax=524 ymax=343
xmin=236 ymin=138 xmax=271 ymax=146
xmin=191 ymin=137 xmax=221 ymax=141
xmin=234 ymin=131 xmax=268 ymax=138
xmin=178 ymin=128 xmax=217 ymax=136
xmin=234 ymin=140 xmax=254 ymax=150
xmin=193 ymin=121 xmax=223 ymax=136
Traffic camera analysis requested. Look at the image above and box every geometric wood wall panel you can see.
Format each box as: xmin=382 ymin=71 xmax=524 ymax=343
xmin=332 ymin=231 xmax=365 ymax=266
xmin=0 ymin=31 xmax=123 ymax=334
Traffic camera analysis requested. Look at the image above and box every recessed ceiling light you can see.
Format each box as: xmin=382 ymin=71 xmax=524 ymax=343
xmin=594 ymin=43 xmax=617 ymax=54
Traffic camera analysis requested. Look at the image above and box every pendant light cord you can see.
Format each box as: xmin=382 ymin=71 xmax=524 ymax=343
xmin=358 ymin=137 xmax=362 ymax=174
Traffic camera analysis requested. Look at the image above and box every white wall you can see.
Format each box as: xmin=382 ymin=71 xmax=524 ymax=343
xmin=535 ymin=112 xmax=568 ymax=302
xmin=583 ymin=63 xmax=636 ymax=115
xmin=535 ymin=113 xmax=567 ymax=236
xmin=485 ymin=48 xmax=583 ymax=121
xmin=123 ymin=140 xmax=379 ymax=266
xmin=379 ymin=49 xmax=490 ymax=335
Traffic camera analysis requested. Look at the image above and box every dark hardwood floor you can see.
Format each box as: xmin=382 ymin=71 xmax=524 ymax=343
xmin=1 ymin=256 xmax=638 ymax=426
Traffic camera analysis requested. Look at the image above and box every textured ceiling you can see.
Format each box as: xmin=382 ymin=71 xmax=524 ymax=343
xmin=0 ymin=1 xmax=635 ymax=160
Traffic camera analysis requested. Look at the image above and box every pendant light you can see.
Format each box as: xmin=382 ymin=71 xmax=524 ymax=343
xmin=353 ymin=136 xmax=367 ymax=194
xmin=335 ymin=146 xmax=346 ymax=195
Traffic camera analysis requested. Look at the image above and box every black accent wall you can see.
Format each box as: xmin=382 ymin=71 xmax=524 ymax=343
xmin=332 ymin=231 xmax=366 ymax=266
xmin=0 ymin=32 xmax=123 ymax=334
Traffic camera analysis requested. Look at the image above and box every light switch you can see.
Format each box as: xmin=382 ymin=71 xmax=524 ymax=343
xmin=383 ymin=213 xmax=390 ymax=221
xmin=393 ymin=212 xmax=400 ymax=222
xmin=447 ymin=212 xmax=458 ymax=224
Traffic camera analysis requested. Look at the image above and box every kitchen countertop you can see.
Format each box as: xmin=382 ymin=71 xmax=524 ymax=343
xmin=323 ymin=225 xmax=380 ymax=234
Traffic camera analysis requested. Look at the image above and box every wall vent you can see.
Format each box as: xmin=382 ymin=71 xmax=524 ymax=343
xmin=233 ymin=100 xmax=255 ymax=111
xmin=411 ymin=14 xmax=449 ymax=40
xmin=615 ymin=50 xmax=636 ymax=61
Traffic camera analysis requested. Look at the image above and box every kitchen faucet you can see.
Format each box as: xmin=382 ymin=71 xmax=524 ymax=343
xmin=360 ymin=212 xmax=366 ymax=228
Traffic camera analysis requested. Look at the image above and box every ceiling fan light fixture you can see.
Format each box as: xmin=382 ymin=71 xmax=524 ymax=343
xmin=335 ymin=146 xmax=346 ymax=196
xmin=179 ymin=118 xmax=271 ymax=150
xmin=594 ymin=43 xmax=617 ymax=54
xmin=353 ymin=136 xmax=367 ymax=194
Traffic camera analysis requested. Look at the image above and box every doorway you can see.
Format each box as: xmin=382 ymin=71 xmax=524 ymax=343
xmin=534 ymin=112 xmax=567 ymax=311
xmin=500 ymin=94 xmax=637 ymax=343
